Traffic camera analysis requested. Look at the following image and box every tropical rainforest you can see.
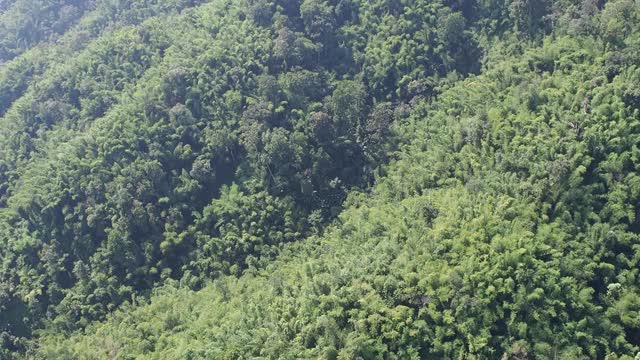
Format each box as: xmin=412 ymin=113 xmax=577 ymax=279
xmin=0 ymin=0 xmax=640 ymax=358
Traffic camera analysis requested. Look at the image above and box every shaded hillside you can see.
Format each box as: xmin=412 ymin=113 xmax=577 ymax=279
xmin=0 ymin=0 xmax=639 ymax=358
xmin=34 ymin=20 xmax=640 ymax=357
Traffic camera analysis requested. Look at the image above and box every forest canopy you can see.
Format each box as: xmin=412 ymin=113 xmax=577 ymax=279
xmin=0 ymin=0 xmax=640 ymax=359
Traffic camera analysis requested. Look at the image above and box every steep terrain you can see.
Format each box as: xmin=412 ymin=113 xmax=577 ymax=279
xmin=0 ymin=0 xmax=639 ymax=358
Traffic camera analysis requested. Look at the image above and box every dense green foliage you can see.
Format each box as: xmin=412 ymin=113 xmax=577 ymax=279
xmin=1 ymin=0 xmax=640 ymax=358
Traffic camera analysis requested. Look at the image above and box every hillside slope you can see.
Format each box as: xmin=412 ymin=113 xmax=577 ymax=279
xmin=36 ymin=13 xmax=640 ymax=359
xmin=1 ymin=0 xmax=492 ymax=355
xmin=0 ymin=0 xmax=640 ymax=358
